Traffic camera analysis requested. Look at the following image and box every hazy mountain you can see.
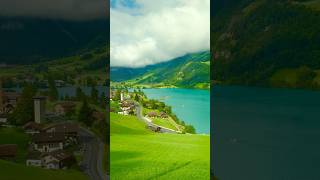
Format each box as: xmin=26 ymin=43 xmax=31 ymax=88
xmin=111 ymin=51 xmax=210 ymax=88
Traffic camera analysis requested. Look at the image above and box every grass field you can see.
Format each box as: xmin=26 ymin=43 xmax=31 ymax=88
xmin=0 ymin=127 xmax=30 ymax=163
xmin=110 ymin=113 xmax=210 ymax=180
xmin=151 ymin=117 xmax=178 ymax=131
xmin=0 ymin=160 xmax=88 ymax=180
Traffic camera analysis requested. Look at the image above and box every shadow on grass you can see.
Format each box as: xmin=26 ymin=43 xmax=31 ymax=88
xmin=147 ymin=161 xmax=192 ymax=180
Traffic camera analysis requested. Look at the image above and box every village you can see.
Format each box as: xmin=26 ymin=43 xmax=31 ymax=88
xmin=109 ymin=89 xmax=195 ymax=134
xmin=0 ymin=79 xmax=107 ymax=179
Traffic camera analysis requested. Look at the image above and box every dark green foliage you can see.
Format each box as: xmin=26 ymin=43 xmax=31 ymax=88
xmin=0 ymin=17 xmax=108 ymax=65
xmin=91 ymin=86 xmax=99 ymax=104
xmin=78 ymin=99 xmax=94 ymax=126
xmin=76 ymin=87 xmax=86 ymax=101
xmin=212 ymin=0 xmax=320 ymax=89
xmin=114 ymin=89 xmax=121 ymax=101
xmin=100 ymin=92 xmax=107 ymax=109
xmin=185 ymin=124 xmax=196 ymax=134
xmin=9 ymin=85 xmax=37 ymax=125
xmin=296 ymin=66 xmax=317 ymax=88
xmin=48 ymin=76 xmax=58 ymax=101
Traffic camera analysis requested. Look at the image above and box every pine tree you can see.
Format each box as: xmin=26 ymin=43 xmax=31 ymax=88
xmin=78 ymin=99 xmax=93 ymax=126
xmin=91 ymin=86 xmax=99 ymax=104
xmin=9 ymin=84 xmax=37 ymax=125
xmin=48 ymin=76 xmax=58 ymax=101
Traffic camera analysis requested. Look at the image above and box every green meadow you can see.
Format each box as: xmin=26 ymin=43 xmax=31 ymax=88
xmin=110 ymin=113 xmax=210 ymax=180
xmin=0 ymin=160 xmax=88 ymax=180
xmin=0 ymin=127 xmax=30 ymax=163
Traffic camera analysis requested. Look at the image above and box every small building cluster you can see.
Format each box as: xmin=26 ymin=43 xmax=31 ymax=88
xmin=0 ymin=80 xmax=21 ymax=124
xmin=24 ymin=122 xmax=79 ymax=169
xmin=118 ymin=100 xmax=135 ymax=115
xmin=147 ymin=111 xmax=168 ymax=119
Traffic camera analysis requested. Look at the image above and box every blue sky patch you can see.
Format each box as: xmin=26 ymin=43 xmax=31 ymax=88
xmin=111 ymin=0 xmax=139 ymax=9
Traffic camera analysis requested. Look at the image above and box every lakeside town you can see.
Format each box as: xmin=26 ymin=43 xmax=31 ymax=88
xmin=110 ymin=88 xmax=196 ymax=134
xmin=0 ymin=78 xmax=107 ymax=180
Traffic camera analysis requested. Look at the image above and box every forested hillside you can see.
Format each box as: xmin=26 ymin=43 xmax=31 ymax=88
xmin=0 ymin=17 xmax=108 ymax=64
xmin=212 ymin=0 xmax=320 ymax=89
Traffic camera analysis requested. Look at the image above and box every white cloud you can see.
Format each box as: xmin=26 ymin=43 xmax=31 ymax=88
xmin=111 ymin=0 xmax=210 ymax=68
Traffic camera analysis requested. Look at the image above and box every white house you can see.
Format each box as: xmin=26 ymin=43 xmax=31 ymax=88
xmin=41 ymin=150 xmax=74 ymax=169
xmin=26 ymin=152 xmax=42 ymax=167
xmin=32 ymin=132 xmax=64 ymax=153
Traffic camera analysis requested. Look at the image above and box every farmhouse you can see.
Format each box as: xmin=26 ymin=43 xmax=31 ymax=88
xmin=0 ymin=84 xmax=20 ymax=114
xmin=26 ymin=151 xmax=42 ymax=167
xmin=41 ymin=150 xmax=75 ymax=169
xmin=0 ymin=144 xmax=17 ymax=160
xmin=26 ymin=150 xmax=75 ymax=169
xmin=160 ymin=112 xmax=168 ymax=118
xmin=147 ymin=111 xmax=157 ymax=118
xmin=42 ymin=123 xmax=79 ymax=139
xmin=0 ymin=114 xmax=7 ymax=125
xmin=32 ymin=132 xmax=64 ymax=152
xmin=118 ymin=100 xmax=135 ymax=115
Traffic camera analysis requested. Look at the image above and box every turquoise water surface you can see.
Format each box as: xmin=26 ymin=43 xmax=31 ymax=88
xmin=143 ymin=88 xmax=210 ymax=134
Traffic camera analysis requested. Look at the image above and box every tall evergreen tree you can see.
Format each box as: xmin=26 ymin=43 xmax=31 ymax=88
xmin=91 ymin=86 xmax=99 ymax=104
xmin=76 ymin=87 xmax=86 ymax=101
xmin=78 ymin=99 xmax=93 ymax=126
xmin=100 ymin=92 xmax=107 ymax=109
xmin=9 ymin=84 xmax=37 ymax=125
xmin=48 ymin=76 xmax=58 ymax=101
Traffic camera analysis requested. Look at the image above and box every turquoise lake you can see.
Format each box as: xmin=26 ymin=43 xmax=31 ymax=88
xmin=142 ymin=88 xmax=210 ymax=134
xmin=212 ymin=85 xmax=320 ymax=180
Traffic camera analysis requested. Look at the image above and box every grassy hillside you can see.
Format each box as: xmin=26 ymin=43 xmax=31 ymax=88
xmin=0 ymin=128 xmax=30 ymax=163
xmin=0 ymin=160 xmax=88 ymax=180
xmin=110 ymin=113 xmax=210 ymax=179
xmin=0 ymin=47 xmax=107 ymax=87
xmin=212 ymin=0 xmax=320 ymax=90
xmin=111 ymin=51 xmax=210 ymax=89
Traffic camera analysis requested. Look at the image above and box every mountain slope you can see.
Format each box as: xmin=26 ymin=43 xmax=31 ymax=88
xmin=111 ymin=51 xmax=210 ymax=89
xmin=0 ymin=16 xmax=108 ymax=64
xmin=212 ymin=0 xmax=320 ymax=89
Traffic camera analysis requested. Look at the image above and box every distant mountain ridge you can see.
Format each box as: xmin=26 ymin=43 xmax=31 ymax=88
xmin=111 ymin=51 xmax=210 ymax=89
xmin=0 ymin=16 xmax=108 ymax=64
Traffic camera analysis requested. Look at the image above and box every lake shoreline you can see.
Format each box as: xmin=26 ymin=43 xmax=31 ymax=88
xmin=142 ymin=88 xmax=210 ymax=134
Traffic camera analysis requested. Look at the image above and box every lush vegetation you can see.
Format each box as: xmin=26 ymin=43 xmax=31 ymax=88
xmin=0 ymin=47 xmax=108 ymax=88
xmin=0 ymin=160 xmax=88 ymax=180
xmin=132 ymin=89 xmax=195 ymax=134
xmin=110 ymin=112 xmax=210 ymax=180
xmin=111 ymin=51 xmax=210 ymax=89
xmin=212 ymin=0 xmax=320 ymax=90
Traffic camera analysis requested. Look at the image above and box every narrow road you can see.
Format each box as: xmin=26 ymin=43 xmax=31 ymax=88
xmin=79 ymin=128 xmax=107 ymax=180
xmin=135 ymin=102 xmax=180 ymax=133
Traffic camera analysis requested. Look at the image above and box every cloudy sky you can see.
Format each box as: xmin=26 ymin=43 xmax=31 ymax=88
xmin=111 ymin=0 xmax=210 ymax=68
xmin=0 ymin=0 xmax=107 ymax=21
